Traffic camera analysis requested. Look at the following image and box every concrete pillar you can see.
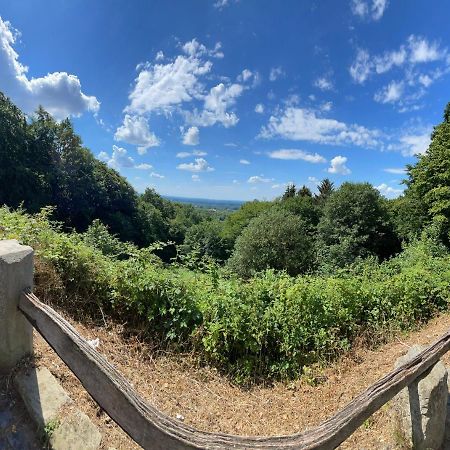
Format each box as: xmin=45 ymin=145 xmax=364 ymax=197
xmin=0 ymin=239 xmax=34 ymax=373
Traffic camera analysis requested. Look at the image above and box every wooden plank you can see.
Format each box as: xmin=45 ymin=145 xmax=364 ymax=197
xmin=19 ymin=291 xmax=450 ymax=449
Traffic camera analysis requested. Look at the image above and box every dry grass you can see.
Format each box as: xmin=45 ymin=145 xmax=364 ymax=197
xmin=31 ymin=306 xmax=450 ymax=450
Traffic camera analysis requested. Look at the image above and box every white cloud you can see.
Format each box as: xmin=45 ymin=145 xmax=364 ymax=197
xmin=384 ymin=168 xmax=406 ymax=174
xmin=0 ymin=17 xmax=99 ymax=120
xmin=260 ymin=107 xmax=379 ymax=147
xmin=125 ymin=39 xmax=213 ymax=115
xmin=176 ymin=150 xmax=207 ymax=158
xmin=349 ymin=49 xmax=372 ymax=84
xmin=185 ymin=82 xmax=243 ymax=127
xmin=321 ymin=101 xmax=333 ymax=112
xmin=182 ymin=126 xmax=200 ymax=145
xmin=155 ymin=51 xmax=164 ymax=61
xmin=408 ymin=35 xmax=445 ymax=63
xmin=100 ymin=145 xmax=135 ymax=169
xmin=376 ymin=183 xmax=403 ymax=198
xmin=399 ymin=132 xmax=430 ymax=156
xmin=255 ymin=103 xmax=264 ymax=114
xmin=314 ymin=76 xmax=333 ymax=91
xmin=135 ymin=163 xmax=153 ymax=170
xmin=349 ymin=36 xmax=450 ymax=110
xmin=238 ymin=69 xmax=253 ymax=82
xmin=351 ymin=0 xmax=388 ymax=21
xmin=213 ymin=0 xmax=237 ymax=10
xmin=372 ymin=0 xmax=388 ymax=20
xmin=240 ymin=159 xmax=250 ymax=165
xmin=374 ymin=47 xmax=407 ymax=74
xmin=192 ymin=174 xmax=200 ymax=182
xmin=352 ymin=37 xmax=447 ymax=83
xmin=327 ymin=156 xmax=351 ymax=175
xmin=268 ymin=149 xmax=327 ymax=163
xmin=150 ymin=171 xmax=165 ymax=178
xmin=248 ymin=175 xmax=274 ymax=184
xmin=374 ymin=80 xmax=404 ymax=104
xmin=177 ymin=157 xmax=214 ymax=172
xmin=114 ymin=115 xmax=160 ymax=154
xmin=269 ymin=66 xmax=284 ymax=81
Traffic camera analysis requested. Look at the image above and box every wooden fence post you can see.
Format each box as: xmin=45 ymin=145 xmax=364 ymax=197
xmin=0 ymin=239 xmax=34 ymax=373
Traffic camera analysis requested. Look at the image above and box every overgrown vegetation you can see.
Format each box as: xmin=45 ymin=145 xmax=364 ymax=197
xmin=2 ymin=92 xmax=450 ymax=383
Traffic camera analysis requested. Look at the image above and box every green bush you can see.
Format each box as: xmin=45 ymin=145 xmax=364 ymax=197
xmin=228 ymin=208 xmax=315 ymax=277
xmin=1 ymin=206 xmax=450 ymax=382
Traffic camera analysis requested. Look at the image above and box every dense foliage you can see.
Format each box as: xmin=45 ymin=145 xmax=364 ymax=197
xmin=2 ymin=207 xmax=450 ymax=382
xmin=2 ymin=92 xmax=450 ymax=382
xmin=228 ymin=208 xmax=315 ymax=277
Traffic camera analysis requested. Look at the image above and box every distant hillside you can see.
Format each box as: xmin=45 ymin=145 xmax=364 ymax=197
xmin=164 ymin=196 xmax=244 ymax=211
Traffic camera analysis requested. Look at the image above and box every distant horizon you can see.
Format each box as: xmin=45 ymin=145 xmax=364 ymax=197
xmin=164 ymin=194 xmax=245 ymax=203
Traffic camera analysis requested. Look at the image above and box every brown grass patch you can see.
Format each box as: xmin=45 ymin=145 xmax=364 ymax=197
xmin=31 ymin=305 xmax=450 ymax=450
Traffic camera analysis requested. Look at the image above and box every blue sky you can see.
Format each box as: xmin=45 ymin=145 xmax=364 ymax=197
xmin=1 ymin=0 xmax=449 ymax=200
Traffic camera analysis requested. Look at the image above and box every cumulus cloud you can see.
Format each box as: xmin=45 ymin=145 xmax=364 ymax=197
xmin=349 ymin=49 xmax=372 ymax=84
xmin=269 ymin=66 xmax=284 ymax=81
xmin=238 ymin=69 xmax=253 ymax=82
xmin=213 ymin=0 xmax=237 ymax=10
xmin=150 ymin=171 xmax=165 ymax=178
xmin=268 ymin=149 xmax=327 ymax=163
xmin=398 ymin=132 xmax=431 ymax=156
xmin=327 ymin=156 xmax=351 ymax=175
xmin=98 ymin=145 xmax=153 ymax=170
xmin=408 ymin=35 xmax=445 ymax=63
xmin=0 ymin=17 xmax=99 ymax=120
xmin=350 ymin=37 xmax=448 ymax=85
xmin=176 ymin=150 xmax=207 ymax=158
xmin=314 ymin=76 xmax=334 ymax=91
xmin=182 ymin=126 xmax=200 ymax=145
xmin=248 ymin=175 xmax=274 ymax=183
xmin=255 ymin=103 xmax=264 ymax=114
xmin=192 ymin=174 xmax=200 ymax=181
xmin=349 ymin=36 xmax=449 ymax=109
xmin=374 ymin=80 xmax=404 ymax=104
xmin=351 ymin=0 xmax=388 ymax=21
xmin=177 ymin=158 xmax=214 ymax=172
xmin=240 ymin=159 xmax=250 ymax=165
xmin=125 ymin=39 xmax=214 ymax=115
xmin=135 ymin=163 xmax=153 ymax=170
xmin=185 ymin=82 xmax=244 ymax=127
xmin=114 ymin=115 xmax=160 ymax=154
xmin=321 ymin=101 xmax=333 ymax=112
xmin=376 ymin=183 xmax=403 ymax=198
xmin=260 ymin=107 xmax=380 ymax=147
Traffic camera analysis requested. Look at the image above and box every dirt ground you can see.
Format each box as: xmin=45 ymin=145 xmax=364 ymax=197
xmin=32 ymin=311 xmax=450 ymax=450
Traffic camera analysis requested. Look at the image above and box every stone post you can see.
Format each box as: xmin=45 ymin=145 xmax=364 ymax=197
xmin=393 ymin=345 xmax=448 ymax=450
xmin=0 ymin=239 xmax=34 ymax=373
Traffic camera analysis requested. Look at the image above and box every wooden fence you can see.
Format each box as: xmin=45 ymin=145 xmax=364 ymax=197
xmin=1 ymin=239 xmax=449 ymax=449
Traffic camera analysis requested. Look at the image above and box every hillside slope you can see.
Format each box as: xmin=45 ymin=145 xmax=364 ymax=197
xmin=33 ymin=310 xmax=450 ymax=449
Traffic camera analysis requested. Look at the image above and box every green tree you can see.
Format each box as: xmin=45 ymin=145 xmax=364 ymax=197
xmin=297 ymin=185 xmax=312 ymax=197
xmin=405 ymin=102 xmax=450 ymax=242
xmin=182 ymin=220 xmax=231 ymax=261
xmin=282 ymin=183 xmax=296 ymax=200
xmin=0 ymin=94 xmax=50 ymax=211
xmin=316 ymin=182 xmax=400 ymax=269
xmin=228 ymin=208 xmax=315 ymax=277
xmin=277 ymin=195 xmax=321 ymax=231
xmin=221 ymin=200 xmax=272 ymax=245
xmin=315 ymin=178 xmax=334 ymax=204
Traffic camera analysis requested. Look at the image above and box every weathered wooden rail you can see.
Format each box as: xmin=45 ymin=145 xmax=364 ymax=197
xmin=1 ymin=239 xmax=449 ymax=449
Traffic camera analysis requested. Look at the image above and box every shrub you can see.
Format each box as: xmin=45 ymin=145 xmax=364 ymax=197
xmin=2 ymin=206 xmax=450 ymax=382
xmin=228 ymin=208 xmax=315 ymax=277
